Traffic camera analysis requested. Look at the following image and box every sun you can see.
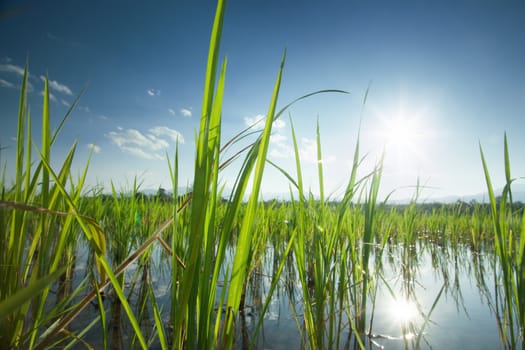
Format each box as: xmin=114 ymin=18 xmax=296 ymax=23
xmin=370 ymin=101 xmax=435 ymax=176
xmin=381 ymin=113 xmax=423 ymax=152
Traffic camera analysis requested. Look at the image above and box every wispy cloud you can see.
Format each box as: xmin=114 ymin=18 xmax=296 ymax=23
xmin=298 ymin=137 xmax=318 ymax=163
xmin=46 ymin=32 xmax=60 ymax=41
xmin=242 ymin=114 xmax=291 ymax=158
xmin=0 ymin=63 xmax=25 ymax=76
xmin=270 ymin=144 xmax=292 ymax=158
xmin=273 ymin=119 xmax=286 ymax=130
xmin=168 ymin=107 xmax=192 ymax=117
xmin=147 ymin=88 xmax=160 ymax=96
xmin=40 ymin=90 xmax=58 ymax=102
xmin=61 ymin=99 xmax=70 ymax=107
xmin=149 ymin=126 xmax=184 ymax=143
xmin=267 ymin=133 xmax=335 ymax=164
xmin=298 ymin=137 xmax=335 ymax=164
xmin=180 ymin=108 xmax=192 ymax=117
xmin=108 ymin=129 xmax=168 ymax=150
xmin=270 ymin=133 xmax=287 ymax=144
xmin=243 ymin=114 xmax=286 ymax=130
xmin=244 ymin=114 xmax=265 ymax=130
xmin=106 ymin=126 xmax=184 ymax=160
xmin=40 ymin=75 xmax=73 ymax=95
xmin=269 ymin=133 xmax=292 ymax=158
xmin=87 ymin=143 xmax=102 ymax=153
xmin=125 ymin=147 xmax=163 ymax=160
xmin=0 ymin=59 xmax=31 ymax=90
xmin=0 ymin=78 xmax=15 ymax=88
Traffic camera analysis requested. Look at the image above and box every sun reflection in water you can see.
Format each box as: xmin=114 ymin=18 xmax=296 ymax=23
xmin=390 ymin=299 xmax=418 ymax=323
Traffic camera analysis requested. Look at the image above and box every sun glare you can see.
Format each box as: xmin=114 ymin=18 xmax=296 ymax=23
xmin=369 ymin=101 xmax=437 ymax=179
xmin=390 ymin=299 xmax=418 ymax=323
xmin=379 ymin=110 xmax=426 ymax=154
xmin=384 ymin=116 xmax=419 ymax=149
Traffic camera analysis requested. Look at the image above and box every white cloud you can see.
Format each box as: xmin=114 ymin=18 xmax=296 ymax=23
xmin=78 ymin=106 xmax=91 ymax=113
xmin=168 ymin=108 xmax=176 ymax=116
xmin=149 ymin=126 xmax=184 ymax=144
xmin=242 ymin=115 xmax=291 ymax=160
xmin=0 ymin=63 xmax=25 ymax=76
xmin=270 ymin=133 xmax=287 ymax=144
xmin=147 ymin=88 xmax=160 ymax=96
xmin=117 ymin=129 xmax=168 ymax=150
xmin=267 ymin=135 xmax=335 ymax=164
xmin=61 ymin=99 xmax=70 ymax=107
xmin=243 ymin=114 xmax=286 ymax=130
xmin=273 ymin=119 xmax=286 ymax=130
xmin=270 ymin=146 xmax=292 ymax=159
xmin=299 ymin=137 xmax=318 ymax=163
xmin=269 ymin=133 xmax=292 ymax=158
xmin=299 ymin=137 xmax=335 ymax=164
xmin=244 ymin=114 xmax=265 ymax=130
xmin=0 ymin=78 xmax=14 ymax=88
xmin=106 ymin=126 xmax=184 ymax=160
xmin=87 ymin=143 xmax=101 ymax=153
xmin=122 ymin=146 xmax=163 ymax=160
xmin=180 ymin=108 xmax=192 ymax=117
xmin=40 ymin=90 xmax=57 ymax=102
xmin=40 ymin=76 xmax=73 ymax=95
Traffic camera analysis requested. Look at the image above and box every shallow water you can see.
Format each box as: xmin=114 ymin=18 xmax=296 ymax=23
xmin=68 ymin=239 xmax=515 ymax=349
xmin=234 ymin=241 xmax=504 ymax=349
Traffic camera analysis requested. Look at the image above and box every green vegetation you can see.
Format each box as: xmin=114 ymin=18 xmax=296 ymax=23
xmin=481 ymin=134 xmax=525 ymax=350
xmin=0 ymin=1 xmax=524 ymax=349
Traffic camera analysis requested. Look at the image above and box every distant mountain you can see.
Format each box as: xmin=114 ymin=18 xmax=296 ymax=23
xmin=409 ymin=183 xmax=525 ymax=204
xmin=135 ymin=184 xmax=525 ymax=204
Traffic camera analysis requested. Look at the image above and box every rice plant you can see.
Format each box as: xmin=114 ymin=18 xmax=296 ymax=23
xmin=480 ymin=133 xmax=525 ymax=349
xmin=2 ymin=1 xmax=524 ymax=349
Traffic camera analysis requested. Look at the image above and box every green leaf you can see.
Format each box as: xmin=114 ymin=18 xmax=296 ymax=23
xmin=0 ymin=267 xmax=65 ymax=320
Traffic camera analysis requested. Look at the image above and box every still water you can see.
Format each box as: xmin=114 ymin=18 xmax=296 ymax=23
xmin=71 ymin=240 xmax=512 ymax=349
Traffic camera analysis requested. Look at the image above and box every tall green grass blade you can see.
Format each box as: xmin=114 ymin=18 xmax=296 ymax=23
xmin=171 ymin=0 xmax=226 ymax=347
xmin=41 ymin=75 xmax=50 ymax=205
xmin=250 ymin=228 xmax=297 ymax=347
xmin=480 ymin=140 xmax=517 ymax=347
xmin=33 ymin=152 xmax=148 ymax=350
xmin=415 ymin=283 xmax=446 ymax=348
xmin=13 ymin=61 xmax=28 ymax=204
xmin=289 ymin=116 xmax=305 ymax=202
xmin=316 ymin=117 xmax=325 ymax=207
xmin=504 ymin=133 xmax=513 ymax=207
xmin=150 ymin=285 xmax=168 ymax=350
xmin=94 ymin=279 xmax=108 ymax=350
xmin=0 ymin=267 xmax=65 ymax=320
xmin=224 ymin=50 xmax=286 ymax=346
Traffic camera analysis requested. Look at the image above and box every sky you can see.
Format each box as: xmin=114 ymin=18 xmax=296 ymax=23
xmin=1 ymin=0 xmax=524 ymax=201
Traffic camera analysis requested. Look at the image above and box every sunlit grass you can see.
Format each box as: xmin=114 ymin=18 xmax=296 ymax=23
xmin=0 ymin=1 xmax=524 ymax=349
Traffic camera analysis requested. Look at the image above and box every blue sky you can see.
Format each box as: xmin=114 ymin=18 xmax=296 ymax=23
xmin=1 ymin=0 xmax=524 ymax=201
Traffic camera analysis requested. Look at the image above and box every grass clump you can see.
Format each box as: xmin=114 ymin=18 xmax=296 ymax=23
xmin=2 ymin=1 xmax=525 ymax=350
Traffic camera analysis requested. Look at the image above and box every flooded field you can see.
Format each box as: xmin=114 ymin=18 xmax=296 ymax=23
xmin=2 ymin=2 xmax=524 ymax=349
xmin=66 ymin=231 xmax=514 ymax=349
